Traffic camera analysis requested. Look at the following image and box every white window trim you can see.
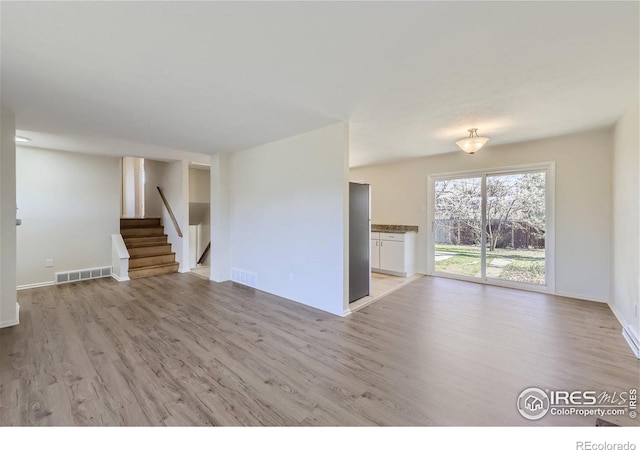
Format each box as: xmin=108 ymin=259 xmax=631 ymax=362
xmin=426 ymin=162 xmax=556 ymax=295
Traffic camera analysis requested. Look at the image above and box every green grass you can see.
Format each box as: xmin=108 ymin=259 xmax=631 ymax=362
xmin=435 ymin=252 xmax=485 ymax=277
xmin=499 ymin=259 xmax=545 ymax=284
xmin=435 ymin=244 xmax=545 ymax=284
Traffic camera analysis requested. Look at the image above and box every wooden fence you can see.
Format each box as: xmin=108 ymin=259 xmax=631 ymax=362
xmin=435 ymin=219 xmax=545 ymax=249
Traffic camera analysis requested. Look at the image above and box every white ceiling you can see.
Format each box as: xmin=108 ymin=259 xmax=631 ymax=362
xmin=2 ymin=2 xmax=638 ymax=167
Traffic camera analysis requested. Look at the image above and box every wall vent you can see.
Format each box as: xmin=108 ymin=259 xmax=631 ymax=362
xmin=55 ymin=266 xmax=112 ymax=285
xmin=231 ymin=268 xmax=258 ymax=288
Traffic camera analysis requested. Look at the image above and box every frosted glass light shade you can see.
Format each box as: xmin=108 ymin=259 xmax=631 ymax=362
xmin=456 ymin=135 xmax=489 ymax=154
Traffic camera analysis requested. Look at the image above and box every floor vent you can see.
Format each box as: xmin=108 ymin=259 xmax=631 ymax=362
xmin=231 ymin=268 xmax=257 ymax=288
xmin=55 ymin=266 xmax=111 ymax=285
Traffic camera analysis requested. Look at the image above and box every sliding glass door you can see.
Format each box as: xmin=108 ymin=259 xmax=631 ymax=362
xmin=434 ymin=177 xmax=483 ymax=278
xmin=485 ymin=172 xmax=546 ymax=285
xmin=430 ymin=164 xmax=553 ymax=291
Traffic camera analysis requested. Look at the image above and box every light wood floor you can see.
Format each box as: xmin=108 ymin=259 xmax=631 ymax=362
xmin=189 ymin=266 xmax=210 ymax=280
xmin=0 ymin=274 xmax=638 ymax=426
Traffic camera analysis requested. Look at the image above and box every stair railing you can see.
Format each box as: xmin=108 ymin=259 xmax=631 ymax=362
xmin=111 ymin=234 xmax=131 ymax=281
xmin=157 ymin=186 xmax=183 ymax=237
xmin=197 ymin=242 xmax=211 ymax=265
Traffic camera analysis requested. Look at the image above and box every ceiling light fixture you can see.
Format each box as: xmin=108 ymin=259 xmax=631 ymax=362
xmin=456 ymin=128 xmax=489 ymax=154
xmin=15 ymin=136 xmax=31 ymax=143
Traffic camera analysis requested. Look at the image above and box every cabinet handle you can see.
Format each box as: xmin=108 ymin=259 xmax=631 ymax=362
xmin=381 ymin=241 xmax=383 ymax=247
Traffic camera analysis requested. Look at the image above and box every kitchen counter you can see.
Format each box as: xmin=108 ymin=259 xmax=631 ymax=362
xmin=371 ymin=226 xmax=417 ymax=276
xmin=371 ymin=224 xmax=418 ymax=233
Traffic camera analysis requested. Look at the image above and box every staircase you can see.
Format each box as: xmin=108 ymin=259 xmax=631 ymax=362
xmin=120 ymin=218 xmax=179 ymax=279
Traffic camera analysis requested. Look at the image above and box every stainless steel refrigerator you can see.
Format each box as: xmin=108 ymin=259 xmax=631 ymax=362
xmin=349 ymin=182 xmax=371 ymax=303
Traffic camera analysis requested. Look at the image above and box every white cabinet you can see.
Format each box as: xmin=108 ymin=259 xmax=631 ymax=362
xmin=371 ymin=231 xmax=416 ymax=277
xmin=379 ymin=240 xmax=404 ymax=272
xmin=371 ymin=239 xmax=380 ymax=269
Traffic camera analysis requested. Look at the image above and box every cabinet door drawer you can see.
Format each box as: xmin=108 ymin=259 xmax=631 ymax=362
xmin=370 ymin=239 xmax=380 ymax=269
xmin=371 ymin=232 xmax=380 ymax=240
xmin=379 ymin=240 xmax=405 ymax=272
xmin=380 ymin=233 xmax=404 ymax=242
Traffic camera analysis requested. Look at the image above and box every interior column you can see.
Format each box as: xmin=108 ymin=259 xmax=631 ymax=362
xmin=210 ymin=153 xmax=231 ymax=282
xmin=0 ymin=111 xmax=18 ymax=328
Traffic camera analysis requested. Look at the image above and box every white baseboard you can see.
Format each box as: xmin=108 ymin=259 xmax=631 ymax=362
xmin=554 ymin=291 xmax=607 ymax=303
xmin=609 ymin=303 xmax=640 ymax=359
xmin=17 ymin=281 xmax=55 ymax=291
xmin=609 ymin=303 xmax=626 ymax=328
xmin=0 ymin=303 xmax=20 ymax=328
xmin=111 ymin=273 xmax=130 ymax=282
xmin=372 ymin=268 xmax=409 ymax=277
xmin=622 ymin=326 xmax=640 ymax=359
xmin=341 ymin=308 xmax=352 ymax=317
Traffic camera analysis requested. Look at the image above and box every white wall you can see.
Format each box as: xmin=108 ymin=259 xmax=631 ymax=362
xmin=611 ymin=99 xmax=640 ymax=339
xmin=159 ymin=160 xmax=190 ymax=272
xmin=351 ymin=128 xmax=612 ymax=303
xmin=0 ymin=111 xmax=18 ymax=328
xmin=122 ymin=156 xmax=136 ymax=217
xmin=16 ymin=146 xmax=120 ymax=287
xmin=189 ymin=168 xmax=210 ymax=203
xmin=215 ymin=122 xmax=350 ymax=316
xmin=210 ymin=153 xmax=231 ymax=282
xmin=121 ymin=156 xmax=144 ymax=218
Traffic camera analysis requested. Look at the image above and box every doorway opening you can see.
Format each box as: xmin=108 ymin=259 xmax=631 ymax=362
xmin=427 ymin=163 xmax=554 ymax=292
xmin=188 ymin=165 xmax=211 ymax=279
xmin=121 ymin=156 xmax=145 ymax=218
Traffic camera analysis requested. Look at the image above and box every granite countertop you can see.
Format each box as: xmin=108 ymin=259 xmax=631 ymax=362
xmin=371 ymin=224 xmax=419 ymax=233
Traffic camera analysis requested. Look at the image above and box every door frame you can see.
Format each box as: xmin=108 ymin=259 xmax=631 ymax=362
xmin=426 ymin=162 xmax=556 ymax=294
